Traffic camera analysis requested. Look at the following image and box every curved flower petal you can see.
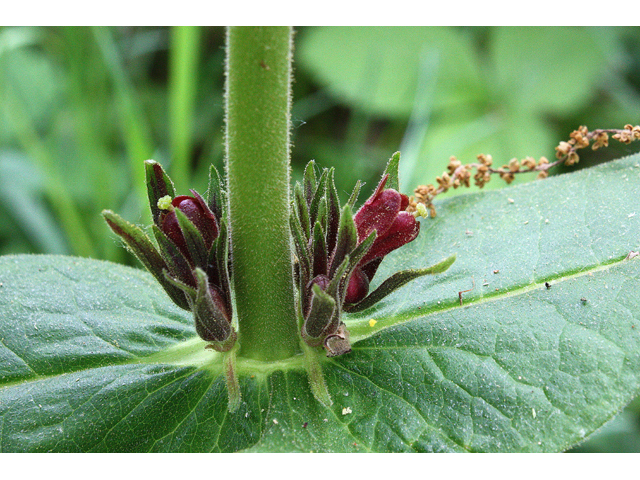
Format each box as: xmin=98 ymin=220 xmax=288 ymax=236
xmin=353 ymin=175 xmax=402 ymax=241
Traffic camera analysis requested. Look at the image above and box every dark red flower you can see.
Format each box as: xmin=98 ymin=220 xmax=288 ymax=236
xmin=345 ymin=174 xmax=420 ymax=304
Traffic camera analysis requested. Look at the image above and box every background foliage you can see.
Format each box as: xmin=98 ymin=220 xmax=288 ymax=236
xmin=1 ymin=26 xmax=640 ymax=451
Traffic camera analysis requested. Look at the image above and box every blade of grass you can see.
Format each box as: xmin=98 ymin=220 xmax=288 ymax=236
xmin=169 ymin=26 xmax=201 ymax=190
xmin=398 ymin=48 xmax=439 ymax=193
xmin=0 ymin=81 xmax=95 ymax=258
xmin=92 ymin=26 xmax=154 ymax=211
xmin=60 ymin=26 xmax=123 ymax=262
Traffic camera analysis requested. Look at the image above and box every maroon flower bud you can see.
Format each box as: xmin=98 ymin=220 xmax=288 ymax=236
xmin=293 ymin=156 xmax=454 ymax=356
xmin=161 ymin=192 xmax=219 ymax=262
xmin=106 ymin=160 xmax=236 ymax=352
xmin=344 ymin=266 xmax=369 ymax=305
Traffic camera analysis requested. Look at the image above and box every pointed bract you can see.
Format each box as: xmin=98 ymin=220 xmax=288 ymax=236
xmin=102 ymin=210 xmax=189 ymax=310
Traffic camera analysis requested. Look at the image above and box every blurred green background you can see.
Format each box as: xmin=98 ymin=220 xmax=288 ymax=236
xmin=1 ymin=26 xmax=639 ymax=451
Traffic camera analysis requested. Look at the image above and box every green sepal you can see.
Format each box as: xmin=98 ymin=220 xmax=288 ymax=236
xmin=210 ymin=217 xmax=231 ymax=309
xmin=328 ymin=205 xmax=357 ymax=278
xmin=315 ymin=196 xmax=328 ymax=236
xmin=151 ymin=225 xmax=192 ymax=309
xmin=325 ymin=168 xmax=341 ymax=257
xmin=293 ymin=182 xmax=310 ymax=240
xmin=193 ymin=268 xmax=236 ymax=350
xmin=345 ymin=254 xmax=457 ymax=313
xmin=311 ymin=221 xmax=328 ymax=278
xmin=327 ymin=253 xmax=350 ymax=303
xmin=144 ymin=160 xmax=176 ymax=227
xmin=346 ymin=179 xmax=362 ymax=209
xmin=302 ymin=283 xmax=337 ymax=342
xmin=309 ymin=168 xmax=328 ymax=226
xmin=102 ymin=210 xmax=187 ymax=309
xmin=328 ymin=229 xmax=377 ymax=309
xmin=321 ymin=252 xmax=351 ymax=336
xmin=173 ymin=207 xmax=209 ymax=269
xmin=345 ymin=230 xmax=376 ymax=274
xmin=163 ymin=269 xmax=197 ymax=301
xmin=382 ymin=151 xmax=401 ymax=191
xmin=206 ymin=164 xmax=226 ymax=221
xmin=290 ymin=209 xmax=311 ymax=295
xmin=303 ymin=159 xmax=317 ymax=206
xmin=331 ymin=230 xmax=378 ymax=310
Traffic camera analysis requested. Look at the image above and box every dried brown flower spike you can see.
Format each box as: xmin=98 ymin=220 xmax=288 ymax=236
xmin=408 ymin=125 xmax=640 ymax=218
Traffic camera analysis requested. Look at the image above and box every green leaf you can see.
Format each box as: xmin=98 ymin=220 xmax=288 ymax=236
xmin=491 ymin=27 xmax=604 ymax=115
xmin=298 ymin=27 xmax=484 ymax=119
xmin=2 ymin=155 xmax=640 ymax=452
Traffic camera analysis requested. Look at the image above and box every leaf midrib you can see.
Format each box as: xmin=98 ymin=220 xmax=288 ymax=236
xmin=347 ymin=254 xmax=637 ymax=343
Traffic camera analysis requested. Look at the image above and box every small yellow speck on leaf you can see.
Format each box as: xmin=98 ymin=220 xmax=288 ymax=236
xmin=369 ymin=319 xmax=377 ymax=327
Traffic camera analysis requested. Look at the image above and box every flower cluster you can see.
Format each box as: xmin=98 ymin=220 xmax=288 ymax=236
xmin=292 ymin=155 xmax=454 ymax=357
xmin=103 ymin=160 xmax=236 ymax=352
xmin=103 ymin=155 xmax=454 ymax=359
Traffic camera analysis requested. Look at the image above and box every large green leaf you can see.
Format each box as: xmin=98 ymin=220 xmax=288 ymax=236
xmin=297 ymin=26 xmax=485 ymax=119
xmin=1 ymin=155 xmax=640 ymax=452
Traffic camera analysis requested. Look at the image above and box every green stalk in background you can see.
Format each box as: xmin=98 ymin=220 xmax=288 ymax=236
xmin=0 ymin=82 xmax=96 ymax=258
xmin=225 ymin=27 xmax=299 ymax=361
xmin=169 ymin=26 xmax=201 ymax=190
xmin=92 ymin=26 xmax=154 ymax=211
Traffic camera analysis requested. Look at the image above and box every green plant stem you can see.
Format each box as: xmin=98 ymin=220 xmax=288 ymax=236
xmin=225 ymin=27 xmax=299 ymax=361
xmin=169 ymin=26 xmax=201 ymax=189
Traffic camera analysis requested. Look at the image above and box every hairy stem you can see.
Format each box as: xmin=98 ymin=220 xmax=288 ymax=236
xmin=225 ymin=27 xmax=300 ymax=361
